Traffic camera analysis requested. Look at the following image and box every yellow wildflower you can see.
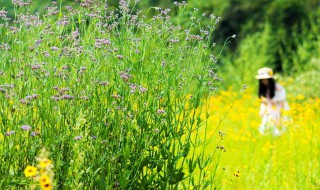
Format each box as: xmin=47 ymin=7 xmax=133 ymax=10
xmin=39 ymin=175 xmax=52 ymax=190
xmin=40 ymin=182 xmax=52 ymax=190
xmin=24 ymin=166 xmax=37 ymax=177
xmin=39 ymin=158 xmax=52 ymax=168
xmin=39 ymin=174 xmax=49 ymax=183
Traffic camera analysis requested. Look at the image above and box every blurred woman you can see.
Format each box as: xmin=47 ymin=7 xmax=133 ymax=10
xmin=256 ymin=67 xmax=289 ymax=136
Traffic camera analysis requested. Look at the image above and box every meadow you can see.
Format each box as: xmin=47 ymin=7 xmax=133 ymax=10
xmin=200 ymin=88 xmax=320 ymax=189
xmin=0 ymin=1 xmax=319 ymax=190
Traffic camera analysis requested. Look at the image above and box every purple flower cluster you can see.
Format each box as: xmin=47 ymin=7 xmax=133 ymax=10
xmin=51 ymin=86 xmax=75 ymax=101
xmin=74 ymin=136 xmax=83 ymax=141
xmin=21 ymin=125 xmax=32 ymax=131
xmin=31 ymin=131 xmax=40 ymax=137
xmin=4 ymin=131 xmax=15 ymax=136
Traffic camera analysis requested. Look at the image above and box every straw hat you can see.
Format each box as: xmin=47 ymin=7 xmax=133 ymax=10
xmin=255 ymin=67 xmax=274 ymax=79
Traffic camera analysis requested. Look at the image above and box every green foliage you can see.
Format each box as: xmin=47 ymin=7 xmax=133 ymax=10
xmin=218 ymin=23 xmax=275 ymax=88
xmin=210 ymin=0 xmax=320 ymax=98
xmin=0 ymin=1 xmax=223 ymax=189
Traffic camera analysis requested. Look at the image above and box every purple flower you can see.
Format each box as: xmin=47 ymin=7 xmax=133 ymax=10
xmin=74 ymin=136 xmax=82 ymax=140
xmin=0 ymin=10 xmax=8 ymax=18
xmin=116 ymin=55 xmax=123 ymax=59
xmin=120 ymin=72 xmax=131 ymax=83
xmin=4 ymin=130 xmax=15 ymax=136
xmin=0 ymin=87 xmax=5 ymax=93
xmin=61 ymin=94 xmax=74 ymax=100
xmin=21 ymin=125 xmax=32 ymax=131
xmin=19 ymin=99 xmax=27 ymax=104
xmin=31 ymin=64 xmax=42 ymax=70
xmin=51 ymin=46 xmax=59 ymax=51
xmin=51 ymin=96 xmax=61 ymax=101
xmin=31 ymin=131 xmax=40 ymax=137
xmin=157 ymin=109 xmax=165 ymax=114
xmin=139 ymin=86 xmax=147 ymax=93
xmin=72 ymin=28 xmax=79 ymax=38
xmin=99 ymin=81 xmax=109 ymax=86
xmin=169 ymin=39 xmax=179 ymax=43
xmin=6 ymin=84 xmax=14 ymax=88
xmin=32 ymin=94 xmax=39 ymax=99
xmin=80 ymin=96 xmax=89 ymax=100
xmin=25 ymin=95 xmax=33 ymax=100
xmin=111 ymin=94 xmax=122 ymax=99
xmin=129 ymin=83 xmax=138 ymax=93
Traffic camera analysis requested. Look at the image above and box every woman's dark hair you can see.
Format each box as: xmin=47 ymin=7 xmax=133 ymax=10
xmin=258 ymin=78 xmax=275 ymax=99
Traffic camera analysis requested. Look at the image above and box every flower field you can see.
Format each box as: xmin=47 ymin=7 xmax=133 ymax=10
xmin=198 ymin=88 xmax=320 ymax=189
xmin=0 ymin=1 xmax=319 ymax=189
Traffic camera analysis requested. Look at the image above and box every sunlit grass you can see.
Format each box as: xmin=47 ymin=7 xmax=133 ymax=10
xmin=197 ymin=87 xmax=320 ymax=189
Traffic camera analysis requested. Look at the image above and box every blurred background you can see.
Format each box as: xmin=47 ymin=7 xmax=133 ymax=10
xmin=1 ymin=0 xmax=319 ymax=97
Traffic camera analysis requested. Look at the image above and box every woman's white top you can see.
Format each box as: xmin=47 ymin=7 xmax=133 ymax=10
xmin=260 ymin=83 xmax=289 ymax=125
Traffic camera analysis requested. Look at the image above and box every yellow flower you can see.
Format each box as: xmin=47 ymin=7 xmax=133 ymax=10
xmin=39 ymin=175 xmax=52 ymax=190
xmin=39 ymin=158 xmax=52 ymax=168
xmin=40 ymin=181 xmax=52 ymax=190
xmin=296 ymin=94 xmax=305 ymax=100
xmin=24 ymin=166 xmax=37 ymax=177
xmin=39 ymin=174 xmax=50 ymax=183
